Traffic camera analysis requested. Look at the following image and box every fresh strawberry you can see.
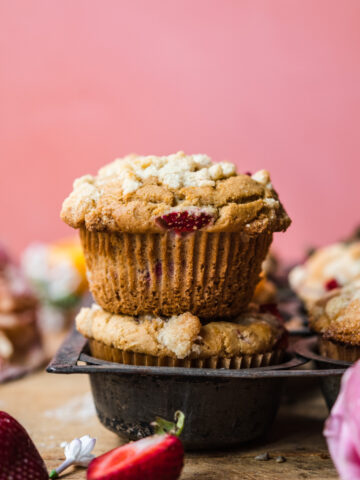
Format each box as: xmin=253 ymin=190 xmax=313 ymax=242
xmin=87 ymin=434 xmax=183 ymax=480
xmin=156 ymin=210 xmax=213 ymax=233
xmin=87 ymin=411 xmax=185 ymax=480
xmin=0 ymin=411 xmax=48 ymax=480
xmin=325 ymin=278 xmax=340 ymax=291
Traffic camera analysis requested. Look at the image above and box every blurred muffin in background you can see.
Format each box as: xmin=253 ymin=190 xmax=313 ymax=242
xmin=309 ymin=278 xmax=360 ymax=362
xmin=21 ymin=238 xmax=89 ymax=332
xmin=0 ymin=244 xmax=42 ymax=369
xmin=252 ymin=251 xmax=280 ymax=305
xmin=289 ymin=241 xmax=360 ymax=310
xmin=262 ymin=251 xmax=279 ymax=279
xmin=252 ymin=273 xmax=277 ymax=305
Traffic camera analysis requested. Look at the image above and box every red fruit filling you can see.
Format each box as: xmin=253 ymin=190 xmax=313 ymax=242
xmin=259 ymin=303 xmax=283 ymax=323
xmin=244 ymin=171 xmax=252 ymax=176
xmin=325 ymin=278 xmax=340 ymax=291
xmin=156 ymin=211 xmax=213 ymax=234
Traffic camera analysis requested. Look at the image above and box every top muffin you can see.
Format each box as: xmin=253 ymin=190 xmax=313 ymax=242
xmin=61 ymin=152 xmax=290 ymax=235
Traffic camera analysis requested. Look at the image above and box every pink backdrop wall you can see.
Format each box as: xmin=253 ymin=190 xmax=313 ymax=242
xmin=1 ymin=0 xmax=360 ymax=260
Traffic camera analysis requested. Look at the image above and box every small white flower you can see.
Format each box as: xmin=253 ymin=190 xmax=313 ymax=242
xmin=50 ymin=435 xmax=96 ymax=478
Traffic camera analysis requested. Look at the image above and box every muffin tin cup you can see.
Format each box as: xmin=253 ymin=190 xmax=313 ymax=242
xmin=294 ymin=336 xmax=350 ymax=410
xmin=89 ymin=339 xmax=285 ymax=369
xmin=80 ymin=229 xmax=272 ymax=318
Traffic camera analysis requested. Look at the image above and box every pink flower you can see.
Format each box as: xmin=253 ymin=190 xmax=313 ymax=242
xmin=324 ymin=360 xmax=360 ymax=480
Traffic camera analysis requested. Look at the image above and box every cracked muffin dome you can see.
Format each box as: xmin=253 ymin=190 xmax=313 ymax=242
xmin=76 ymin=303 xmax=288 ymax=369
xmin=289 ymin=241 xmax=360 ymax=310
xmin=309 ymin=279 xmax=360 ymax=362
xmin=61 ymin=152 xmax=290 ymax=235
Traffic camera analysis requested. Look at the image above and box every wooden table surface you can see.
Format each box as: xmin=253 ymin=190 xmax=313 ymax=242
xmin=0 ymin=369 xmax=338 ymax=480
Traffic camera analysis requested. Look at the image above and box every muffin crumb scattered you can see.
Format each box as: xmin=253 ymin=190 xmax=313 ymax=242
xmin=255 ymin=452 xmax=270 ymax=461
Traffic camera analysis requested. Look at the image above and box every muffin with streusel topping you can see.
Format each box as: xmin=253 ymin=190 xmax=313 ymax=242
xmin=289 ymin=241 xmax=360 ymax=310
xmin=61 ymin=152 xmax=290 ymax=318
xmin=309 ymin=278 xmax=360 ymax=362
xmin=76 ymin=303 xmax=288 ymax=369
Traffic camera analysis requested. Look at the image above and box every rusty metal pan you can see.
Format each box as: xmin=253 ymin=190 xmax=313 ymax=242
xmin=47 ymin=329 xmax=336 ymax=450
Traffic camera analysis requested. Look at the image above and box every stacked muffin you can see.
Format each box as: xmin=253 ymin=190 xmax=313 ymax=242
xmin=61 ymin=152 xmax=291 ymax=368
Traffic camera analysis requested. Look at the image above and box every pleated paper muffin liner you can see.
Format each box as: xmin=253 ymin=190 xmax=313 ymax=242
xmin=318 ymin=337 xmax=360 ymax=363
xmin=80 ymin=229 xmax=272 ymax=318
xmin=88 ymin=339 xmax=284 ymax=370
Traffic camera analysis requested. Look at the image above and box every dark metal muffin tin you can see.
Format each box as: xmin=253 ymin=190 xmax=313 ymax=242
xmin=294 ymin=336 xmax=350 ymax=409
xmin=47 ymin=329 xmax=346 ymax=450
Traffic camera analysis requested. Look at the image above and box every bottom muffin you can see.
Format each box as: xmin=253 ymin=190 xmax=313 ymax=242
xmin=76 ymin=304 xmax=288 ymax=369
xmin=309 ymin=278 xmax=360 ymax=362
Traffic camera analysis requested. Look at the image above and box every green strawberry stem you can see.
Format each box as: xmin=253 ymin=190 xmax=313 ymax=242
xmin=49 ymin=470 xmax=58 ymax=479
xmin=151 ymin=411 xmax=185 ymax=437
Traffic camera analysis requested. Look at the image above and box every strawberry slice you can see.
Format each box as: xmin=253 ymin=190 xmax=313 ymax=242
xmin=156 ymin=210 xmax=213 ymax=234
xmin=0 ymin=411 xmax=48 ymax=479
xmin=87 ymin=434 xmax=184 ymax=480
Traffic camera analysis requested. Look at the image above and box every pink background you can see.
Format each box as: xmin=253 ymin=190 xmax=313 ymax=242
xmin=1 ymin=0 xmax=359 ymax=260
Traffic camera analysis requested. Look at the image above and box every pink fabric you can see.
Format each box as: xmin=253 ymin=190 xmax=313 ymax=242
xmin=1 ymin=1 xmax=360 ymax=258
xmin=325 ymin=362 xmax=360 ymax=480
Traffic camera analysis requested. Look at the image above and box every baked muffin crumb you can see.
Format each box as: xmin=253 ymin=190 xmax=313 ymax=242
xmin=76 ymin=304 xmax=287 ymax=359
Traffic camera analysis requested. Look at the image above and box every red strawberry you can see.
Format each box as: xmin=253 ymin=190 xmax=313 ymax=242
xmin=87 ymin=434 xmax=184 ymax=480
xmin=325 ymin=278 xmax=340 ymax=291
xmin=156 ymin=210 xmax=213 ymax=234
xmin=0 ymin=411 xmax=48 ymax=480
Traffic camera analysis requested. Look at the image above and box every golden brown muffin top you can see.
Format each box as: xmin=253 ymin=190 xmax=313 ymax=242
xmin=289 ymin=242 xmax=360 ymax=309
xmin=61 ymin=152 xmax=290 ymax=235
xmin=76 ymin=304 xmax=287 ymax=359
xmin=309 ymin=279 xmax=360 ymax=345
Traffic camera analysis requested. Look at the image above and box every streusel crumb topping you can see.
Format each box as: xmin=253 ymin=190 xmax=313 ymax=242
xmin=61 ymin=152 xmax=291 ymax=234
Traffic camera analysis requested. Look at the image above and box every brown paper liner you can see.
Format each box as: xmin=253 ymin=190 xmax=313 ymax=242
xmin=89 ymin=339 xmax=284 ymax=369
xmin=318 ymin=337 xmax=360 ymax=363
xmin=80 ymin=229 xmax=272 ymax=318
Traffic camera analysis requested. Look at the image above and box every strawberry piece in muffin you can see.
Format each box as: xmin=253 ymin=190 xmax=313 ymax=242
xmin=156 ymin=209 xmax=214 ymax=234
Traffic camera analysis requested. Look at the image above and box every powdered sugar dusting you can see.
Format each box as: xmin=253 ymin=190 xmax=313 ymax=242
xmin=43 ymin=393 xmax=96 ymax=423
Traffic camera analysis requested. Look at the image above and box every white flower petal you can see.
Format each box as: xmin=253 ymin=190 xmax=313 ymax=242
xmin=79 ymin=435 xmax=96 ymax=457
xmin=65 ymin=438 xmax=81 ymax=460
xmin=76 ymin=455 xmax=95 ymax=467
